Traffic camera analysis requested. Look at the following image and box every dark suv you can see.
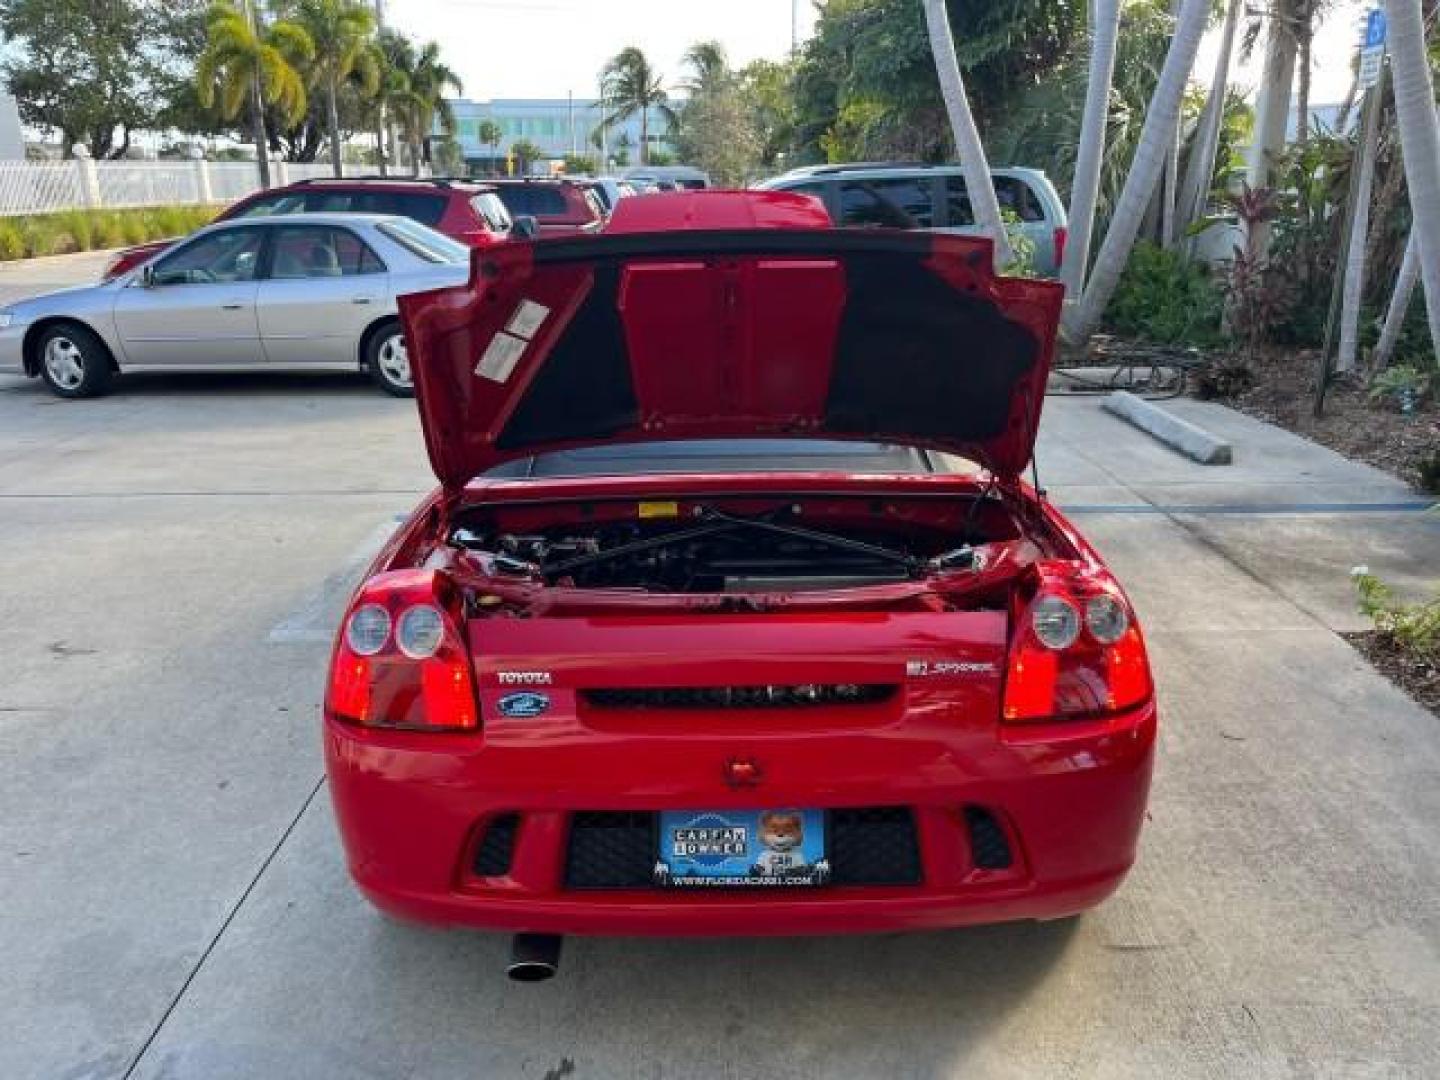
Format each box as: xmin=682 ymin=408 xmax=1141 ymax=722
xmin=486 ymin=179 xmax=606 ymax=234
xmin=102 ymin=177 xmax=523 ymax=282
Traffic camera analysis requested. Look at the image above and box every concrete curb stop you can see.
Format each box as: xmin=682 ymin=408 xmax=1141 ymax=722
xmin=1102 ymin=391 xmax=1233 ymax=465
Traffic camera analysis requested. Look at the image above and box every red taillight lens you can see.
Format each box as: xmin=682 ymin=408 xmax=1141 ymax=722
xmin=1002 ymin=571 xmax=1152 ymax=723
xmin=1053 ymin=226 xmax=1067 ymax=269
xmin=326 ymin=570 xmax=478 ymax=731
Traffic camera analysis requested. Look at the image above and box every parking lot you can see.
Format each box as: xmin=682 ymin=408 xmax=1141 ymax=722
xmin=2 ymin=252 xmax=1439 ymax=1079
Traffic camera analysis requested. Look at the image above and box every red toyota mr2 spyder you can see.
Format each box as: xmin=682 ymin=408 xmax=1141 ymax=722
xmin=323 ymin=192 xmax=1156 ymax=979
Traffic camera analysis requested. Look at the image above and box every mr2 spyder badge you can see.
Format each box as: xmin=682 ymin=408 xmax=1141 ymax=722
xmin=497 ymin=692 xmax=551 ymax=718
xmin=906 ymin=659 xmax=998 ymax=677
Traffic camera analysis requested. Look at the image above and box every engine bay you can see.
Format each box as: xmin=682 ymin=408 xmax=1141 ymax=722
xmin=446 ymin=491 xmax=1049 ymax=597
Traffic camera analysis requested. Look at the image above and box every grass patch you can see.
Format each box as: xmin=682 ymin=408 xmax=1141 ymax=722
xmin=0 ymin=205 xmax=217 ymax=261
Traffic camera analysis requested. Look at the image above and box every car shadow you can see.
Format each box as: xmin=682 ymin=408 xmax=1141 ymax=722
xmin=372 ymin=915 xmax=1082 ymax=1078
xmin=2 ymin=369 xmax=392 ymax=398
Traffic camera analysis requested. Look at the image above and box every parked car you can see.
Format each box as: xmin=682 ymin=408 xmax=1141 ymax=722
xmin=757 ymin=163 xmax=1069 ymax=276
xmin=623 ymin=164 xmax=711 ymax=190
xmin=100 ymin=177 xmax=524 ymax=283
xmin=574 ymin=177 xmax=636 ymax=213
xmin=0 ymin=214 xmax=470 ymax=398
xmin=323 ymin=191 xmax=1156 ymax=980
xmin=486 ymin=179 xmax=606 ymax=234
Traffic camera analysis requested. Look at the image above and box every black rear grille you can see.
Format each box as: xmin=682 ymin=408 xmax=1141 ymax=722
xmin=828 ymin=807 xmax=922 ymax=885
xmin=472 ymin=813 xmax=520 ymax=877
xmin=582 ymin=684 xmax=897 ymax=710
xmin=964 ymin=806 xmax=1014 ymax=870
xmin=562 ymin=807 xmax=922 ymax=889
xmin=566 ymin=811 xmax=657 ymax=889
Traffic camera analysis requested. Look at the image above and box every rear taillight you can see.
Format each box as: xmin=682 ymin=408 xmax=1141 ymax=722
xmin=1053 ymin=226 xmax=1067 ymax=270
xmin=1002 ymin=566 xmax=1151 ymax=723
xmin=326 ymin=569 xmax=478 ymax=731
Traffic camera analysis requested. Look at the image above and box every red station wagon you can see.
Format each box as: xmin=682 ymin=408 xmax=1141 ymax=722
xmin=486 ymin=179 xmax=607 ymax=235
xmin=101 ymin=177 xmax=521 ymax=282
xmin=322 ymin=191 xmax=1157 ymax=980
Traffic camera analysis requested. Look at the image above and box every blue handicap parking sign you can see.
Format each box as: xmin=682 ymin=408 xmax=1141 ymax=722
xmin=1364 ymin=9 xmax=1387 ymax=50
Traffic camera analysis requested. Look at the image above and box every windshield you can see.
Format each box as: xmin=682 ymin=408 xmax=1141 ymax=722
xmin=481 ymin=439 xmax=974 ymax=479
xmin=376 ymin=219 xmax=469 ymax=263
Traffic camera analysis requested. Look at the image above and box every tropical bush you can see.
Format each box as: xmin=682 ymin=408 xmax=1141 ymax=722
xmin=1103 ymin=242 xmax=1224 ymax=346
xmin=0 ymin=206 xmax=216 ymax=261
xmin=1353 ymin=567 xmax=1440 ymax=660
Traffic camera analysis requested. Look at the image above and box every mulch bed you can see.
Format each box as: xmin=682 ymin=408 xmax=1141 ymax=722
xmin=1226 ymin=346 xmax=1438 ymax=492
xmin=1343 ymin=631 xmax=1440 ymax=719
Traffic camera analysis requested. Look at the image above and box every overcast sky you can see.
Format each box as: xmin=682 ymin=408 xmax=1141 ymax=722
xmin=380 ymin=0 xmax=1368 ymax=108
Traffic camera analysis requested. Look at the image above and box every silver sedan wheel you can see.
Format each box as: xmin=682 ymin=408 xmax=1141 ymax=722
xmin=43 ymin=336 xmax=85 ymax=390
xmin=376 ymin=333 xmax=411 ymax=389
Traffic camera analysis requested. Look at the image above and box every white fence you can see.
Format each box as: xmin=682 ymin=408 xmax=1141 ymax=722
xmin=0 ymin=158 xmax=431 ymax=216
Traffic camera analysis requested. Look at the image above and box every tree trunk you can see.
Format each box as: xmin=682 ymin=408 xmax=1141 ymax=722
xmin=375 ymin=100 xmax=388 ymax=176
xmin=1384 ymin=0 xmax=1440 ymax=360
xmin=250 ymin=69 xmax=272 ymax=188
xmin=1374 ymin=229 xmax=1418 ymax=370
xmin=327 ymin=78 xmax=344 ymax=177
xmin=1336 ymin=79 xmax=1384 ymax=373
xmin=1059 ymin=0 xmax=1119 ymax=298
xmin=1178 ymin=0 xmax=1241 ymax=248
xmin=922 ymin=0 xmax=1013 ymax=268
xmin=1160 ymin=0 xmax=1183 ymax=249
xmin=1066 ymin=0 xmax=1209 ymax=342
xmin=1295 ymin=3 xmax=1312 ymax=147
xmin=1245 ymin=0 xmax=1297 ymax=258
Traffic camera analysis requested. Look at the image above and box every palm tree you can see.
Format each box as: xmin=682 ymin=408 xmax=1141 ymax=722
xmin=196 ymin=1 xmax=313 ymax=188
xmin=290 ymin=0 xmax=378 ymax=176
xmin=1336 ymin=72 xmax=1385 ymax=373
xmin=1177 ymin=0 xmax=1242 ymax=246
xmin=511 ymin=139 xmax=543 ymax=176
xmin=1059 ymin=0 xmax=1120 ymax=297
xmin=402 ymin=41 xmax=463 ymax=175
xmin=1243 ymin=0 xmax=1297 ymax=258
xmin=599 ymin=47 xmax=676 ymax=165
xmin=477 ymin=119 xmax=503 ymax=172
xmin=922 ymin=0 xmax=1012 ymax=268
xmin=371 ymin=28 xmax=415 ymax=176
xmin=1375 ymin=230 xmax=1418 ymax=371
xmin=1068 ymin=0 xmax=1210 ymax=342
xmin=681 ymin=40 xmax=729 ymax=95
xmin=1384 ymin=0 xmax=1440 ymax=359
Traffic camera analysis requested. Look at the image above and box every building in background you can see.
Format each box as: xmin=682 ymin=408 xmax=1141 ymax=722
xmin=444 ymin=98 xmax=673 ymax=174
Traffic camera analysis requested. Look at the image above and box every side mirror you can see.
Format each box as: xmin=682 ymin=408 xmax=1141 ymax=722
xmin=140 ymin=265 xmax=156 ymax=288
xmin=512 ymin=215 xmax=540 ymax=240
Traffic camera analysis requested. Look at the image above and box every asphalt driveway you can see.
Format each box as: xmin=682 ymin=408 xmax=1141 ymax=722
xmin=1 ymin=253 xmax=1437 ymax=1079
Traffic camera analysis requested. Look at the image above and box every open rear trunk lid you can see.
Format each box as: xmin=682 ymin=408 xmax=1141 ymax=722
xmin=398 ymin=223 xmax=1064 ymax=493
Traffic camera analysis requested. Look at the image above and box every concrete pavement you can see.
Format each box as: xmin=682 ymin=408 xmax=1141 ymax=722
xmin=1 ymin=252 xmax=1438 ymax=1078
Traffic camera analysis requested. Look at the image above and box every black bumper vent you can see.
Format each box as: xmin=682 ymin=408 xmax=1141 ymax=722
xmin=472 ymin=813 xmax=520 ymax=877
xmin=565 ymin=811 xmax=657 ymax=889
xmin=964 ymin=806 xmax=1013 ymax=870
xmin=582 ymin=684 xmax=896 ymax=710
xmin=562 ymin=807 xmax=923 ymax=889
xmin=828 ymin=807 xmax=922 ymax=885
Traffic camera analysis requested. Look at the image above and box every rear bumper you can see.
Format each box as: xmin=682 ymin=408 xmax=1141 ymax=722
xmin=324 ymin=702 xmax=1156 ymax=936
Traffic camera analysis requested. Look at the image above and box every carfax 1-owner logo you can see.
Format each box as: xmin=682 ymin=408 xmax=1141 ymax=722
xmin=654 ymin=809 xmax=830 ymax=887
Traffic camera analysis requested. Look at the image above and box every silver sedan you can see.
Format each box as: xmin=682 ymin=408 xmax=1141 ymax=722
xmin=0 ymin=213 xmax=472 ymax=398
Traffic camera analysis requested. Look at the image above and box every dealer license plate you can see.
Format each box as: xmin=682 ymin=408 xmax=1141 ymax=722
xmin=655 ymin=809 xmax=829 ymax=887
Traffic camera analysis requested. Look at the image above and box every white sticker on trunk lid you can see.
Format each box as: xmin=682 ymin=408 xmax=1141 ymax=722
xmin=505 ymin=299 xmax=550 ymax=340
xmin=475 ymin=331 xmax=527 ymax=383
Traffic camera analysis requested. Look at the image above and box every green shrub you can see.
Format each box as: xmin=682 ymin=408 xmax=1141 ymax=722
xmin=1353 ymin=567 xmax=1440 ymax=659
xmin=0 ymin=219 xmax=23 ymax=260
xmin=0 ymin=205 xmax=217 ymax=261
xmin=1105 ymin=242 xmax=1225 ymax=347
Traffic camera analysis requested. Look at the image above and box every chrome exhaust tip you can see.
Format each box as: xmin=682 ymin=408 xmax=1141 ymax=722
xmin=507 ymin=933 xmax=562 ymax=981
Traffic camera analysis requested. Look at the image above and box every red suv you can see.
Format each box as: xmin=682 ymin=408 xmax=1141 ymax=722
xmin=101 ymin=177 xmax=525 ymax=282
xmin=486 ymin=179 xmax=606 ymax=235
